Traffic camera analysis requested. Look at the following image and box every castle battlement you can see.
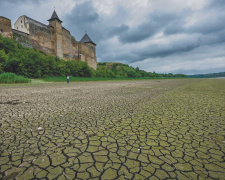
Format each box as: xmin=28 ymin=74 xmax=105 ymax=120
xmin=0 ymin=11 xmax=97 ymax=70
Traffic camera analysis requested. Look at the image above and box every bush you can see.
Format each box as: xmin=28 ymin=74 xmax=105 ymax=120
xmin=0 ymin=49 xmax=9 ymax=73
xmin=0 ymin=72 xmax=31 ymax=83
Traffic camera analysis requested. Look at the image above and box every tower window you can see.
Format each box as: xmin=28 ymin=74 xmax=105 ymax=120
xmin=17 ymin=27 xmax=18 ymax=30
xmin=21 ymin=25 xmax=23 ymax=28
xmin=21 ymin=20 xmax=23 ymax=23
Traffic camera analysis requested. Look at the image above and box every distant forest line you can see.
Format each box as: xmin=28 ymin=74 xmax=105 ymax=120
xmin=188 ymin=72 xmax=225 ymax=78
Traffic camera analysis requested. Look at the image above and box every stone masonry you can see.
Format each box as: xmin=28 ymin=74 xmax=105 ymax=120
xmin=0 ymin=11 xmax=97 ymax=70
xmin=0 ymin=16 xmax=13 ymax=39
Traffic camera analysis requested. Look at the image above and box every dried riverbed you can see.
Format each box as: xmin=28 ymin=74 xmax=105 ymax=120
xmin=0 ymin=79 xmax=225 ymax=179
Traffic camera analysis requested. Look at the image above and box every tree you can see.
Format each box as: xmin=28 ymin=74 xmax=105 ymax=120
xmin=0 ymin=49 xmax=9 ymax=73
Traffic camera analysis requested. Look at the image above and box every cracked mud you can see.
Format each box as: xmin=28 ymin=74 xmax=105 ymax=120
xmin=0 ymin=79 xmax=225 ymax=179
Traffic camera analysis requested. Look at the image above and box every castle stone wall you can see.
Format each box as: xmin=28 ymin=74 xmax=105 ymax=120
xmin=28 ymin=21 xmax=54 ymax=55
xmin=62 ymin=29 xmax=79 ymax=60
xmin=13 ymin=29 xmax=33 ymax=48
xmin=0 ymin=15 xmax=97 ymax=70
xmin=0 ymin=16 xmax=13 ymax=38
xmin=79 ymin=43 xmax=97 ymax=70
xmin=49 ymin=20 xmax=63 ymax=58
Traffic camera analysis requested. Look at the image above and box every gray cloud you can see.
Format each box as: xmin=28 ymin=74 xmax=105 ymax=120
xmin=142 ymin=42 xmax=200 ymax=59
xmin=164 ymin=1 xmax=225 ymax=36
xmin=0 ymin=0 xmax=224 ymax=74
xmin=69 ymin=1 xmax=99 ymax=23
xmin=187 ymin=15 xmax=225 ymax=35
xmin=0 ymin=0 xmax=43 ymax=24
xmin=1 ymin=0 xmax=41 ymax=3
xmin=119 ymin=12 xmax=179 ymax=43
xmin=64 ymin=1 xmax=129 ymax=43
xmin=164 ymin=24 xmax=184 ymax=35
xmin=130 ymin=42 xmax=225 ymax=75
xmin=107 ymin=24 xmax=129 ymax=37
xmin=206 ymin=0 xmax=225 ymax=9
xmin=63 ymin=1 xmax=100 ymax=42
xmin=119 ymin=23 xmax=158 ymax=43
xmin=118 ymin=38 xmax=201 ymax=63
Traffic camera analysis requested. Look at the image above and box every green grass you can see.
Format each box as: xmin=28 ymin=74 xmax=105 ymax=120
xmin=0 ymin=73 xmax=31 ymax=84
xmin=43 ymin=76 xmax=187 ymax=82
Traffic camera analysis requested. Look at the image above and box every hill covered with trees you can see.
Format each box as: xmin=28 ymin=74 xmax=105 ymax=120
xmin=96 ymin=62 xmax=187 ymax=78
xmin=0 ymin=34 xmax=187 ymax=79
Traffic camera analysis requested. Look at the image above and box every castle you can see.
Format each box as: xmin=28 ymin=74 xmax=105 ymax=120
xmin=0 ymin=10 xmax=97 ymax=70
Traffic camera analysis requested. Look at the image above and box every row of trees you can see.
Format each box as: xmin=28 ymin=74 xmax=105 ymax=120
xmin=0 ymin=34 xmax=187 ymax=78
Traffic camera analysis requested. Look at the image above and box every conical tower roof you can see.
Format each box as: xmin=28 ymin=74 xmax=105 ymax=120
xmin=80 ymin=33 xmax=96 ymax=45
xmin=48 ymin=10 xmax=62 ymax=23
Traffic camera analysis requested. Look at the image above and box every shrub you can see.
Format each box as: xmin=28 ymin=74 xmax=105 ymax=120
xmin=0 ymin=72 xmax=31 ymax=83
xmin=0 ymin=49 xmax=9 ymax=73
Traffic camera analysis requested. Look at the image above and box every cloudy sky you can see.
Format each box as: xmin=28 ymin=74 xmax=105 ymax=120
xmin=1 ymin=0 xmax=225 ymax=74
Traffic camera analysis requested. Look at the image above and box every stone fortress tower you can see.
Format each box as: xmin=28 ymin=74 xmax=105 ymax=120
xmin=0 ymin=10 xmax=97 ymax=70
xmin=48 ymin=10 xmax=64 ymax=58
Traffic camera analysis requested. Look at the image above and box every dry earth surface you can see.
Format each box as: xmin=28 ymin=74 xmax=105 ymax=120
xmin=0 ymin=79 xmax=225 ymax=180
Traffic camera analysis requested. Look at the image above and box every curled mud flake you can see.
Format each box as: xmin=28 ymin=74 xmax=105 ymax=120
xmin=38 ymin=127 xmax=43 ymax=130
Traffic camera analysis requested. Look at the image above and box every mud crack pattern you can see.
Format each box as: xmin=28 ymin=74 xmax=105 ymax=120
xmin=0 ymin=79 xmax=225 ymax=179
